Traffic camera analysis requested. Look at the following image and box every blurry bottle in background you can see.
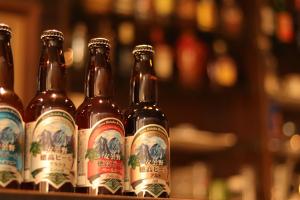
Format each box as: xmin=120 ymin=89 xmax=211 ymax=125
xmin=0 ymin=24 xmax=24 ymax=189
xmin=117 ymin=21 xmax=135 ymax=78
xmin=176 ymin=0 xmax=197 ymax=21
xmin=220 ymin=0 xmax=243 ymax=38
xmin=154 ymin=0 xmax=174 ymax=19
xmin=196 ymin=0 xmax=218 ymax=32
xmin=76 ymin=38 xmax=124 ymax=195
xmin=25 ymin=30 xmax=77 ymax=193
xmin=96 ymin=20 xmax=116 ymax=71
xmin=257 ymin=35 xmax=280 ymax=96
xmin=151 ymin=27 xmax=173 ymax=81
xmin=134 ymin=0 xmax=153 ymax=21
xmin=83 ymin=0 xmax=112 ymax=15
xmin=176 ymin=31 xmax=208 ymax=89
xmin=114 ymin=0 xmax=134 ymax=16
xmin=71 ymin=22 xmax=88 ymax=70
xmin=260 ymin=3 xmax=275 ymax=36
xmin=207 ymin=39 xmax=238 ymax=89
xmin=67 ymin=22 xmax=88 ymax=93
xmin=275 ymin=0 xmax=294 ymax=43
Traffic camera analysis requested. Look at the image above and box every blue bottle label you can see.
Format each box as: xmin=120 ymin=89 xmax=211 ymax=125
xmin=0 ymin=106 xmax=24 ymax=187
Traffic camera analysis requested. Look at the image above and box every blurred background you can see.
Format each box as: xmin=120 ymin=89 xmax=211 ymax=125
xmin=1 ymin=0 xmax=300 ymax=199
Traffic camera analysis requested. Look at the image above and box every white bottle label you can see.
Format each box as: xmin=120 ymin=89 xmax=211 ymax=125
xmin=30 ymin=109 xmax=77 ymax=189
xmin=129 ymin=124 xmax=170 ymax=197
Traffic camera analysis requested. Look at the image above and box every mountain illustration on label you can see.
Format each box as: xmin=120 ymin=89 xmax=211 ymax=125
xmin=86 ymin=135 xmax=122 ymax=162
xmin=30 ymin=110 xmax=76 ymax=188
xmin=129 ymin=125 xmax=170 ymax=197
xmin=85 ymin=119 xmax=124 ymax=193
xmin=0 ymin=127 xmax=17 ymax=144
xmin=0 ymin=107 xmax=24 ymax=187
xmin=129 ymin=137 xmax=167 ymax=168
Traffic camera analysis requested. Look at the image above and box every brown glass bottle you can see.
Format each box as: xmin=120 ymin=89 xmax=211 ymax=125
xmin=25 ymin=30 xmax=76 ymax=192
xmin=76 ymin=38 xmax=124 ymax=195
xmin=0 ymin=24 xmax=24 ymax=189
xmin=124 ymin=45 xmax=170 ymax=198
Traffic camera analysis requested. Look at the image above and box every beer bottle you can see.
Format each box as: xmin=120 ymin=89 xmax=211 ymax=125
xmin=76 ymin=38 xmax=124 ymax=195
xmin=25 ymin=30 xmax=77 ymax=192
xmin=0 ymin=24 xmax=24 ymax=189
xmin=124 ymin=45 xmax=170 ymax=198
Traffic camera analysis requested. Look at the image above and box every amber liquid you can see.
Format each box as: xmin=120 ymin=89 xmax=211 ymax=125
xmin=124 ymin=53 xmax=170 ymax=198
xmin=0 ymin=34 xmax=24 ymax=189
xmin=75 ymin=46 xmax=123 ymax=195
xmin=25 ymin=38 xmax=76 ymax=192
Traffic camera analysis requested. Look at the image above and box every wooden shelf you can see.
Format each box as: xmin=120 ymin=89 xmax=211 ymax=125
xmin=268 ymin=91 xmax=300 ymax=111
xmin=0 ymin=189 xmax=192 ymax=200
xmin=270 ymin=139 xmax=300 ymax=160
xmin=171 ymin=124 xmax=236 ymax=153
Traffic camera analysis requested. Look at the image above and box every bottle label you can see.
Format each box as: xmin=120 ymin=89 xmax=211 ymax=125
xmin=77 ymin=118 xmax=124 ymax=193
xmin=24 ymin=122 xmax=34 ymax=182
xmin=30 ymin=109 xmax=77 ymax=189
xmin=124 ymin=135 xmax=134 ymax=192
xmin=0 ymin=106 xmax=24 ymax=187
xmin=129 ymin=124 xmax=170 ymax=197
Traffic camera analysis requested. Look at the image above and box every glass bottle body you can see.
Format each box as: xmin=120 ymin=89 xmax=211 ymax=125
xmin=25 ymin=31 xmax=76 ymax=192
xmin=0 ymin=28 xmax=24 ymax=189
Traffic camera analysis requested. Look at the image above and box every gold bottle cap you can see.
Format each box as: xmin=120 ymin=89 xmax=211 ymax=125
xmin=88 ymin=37 xmax=110 ymax=49
xmin=132 ymin=44 xmax=155 ymax=55
xmin=41 ymin=29 xmax=64 ymax=41
xmin=0 ymin=23 xmax=12 ymax=35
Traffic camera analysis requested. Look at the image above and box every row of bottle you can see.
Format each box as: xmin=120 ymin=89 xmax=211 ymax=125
xmin=83 ymin=0 xmax=243 ymax=36
xmin=0 ymin=24 xmax=170 ymax=198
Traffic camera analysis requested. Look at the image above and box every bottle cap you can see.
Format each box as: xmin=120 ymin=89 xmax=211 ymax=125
xmin=132 ymin=44 xmax=155 ymax=55
xmin=0 ymin=23 xmax=12 ymax=36
xmin=41 ymin=29 xmax=64 ymax=41
xmin=88 ymin=37 xmax=110 ymax=49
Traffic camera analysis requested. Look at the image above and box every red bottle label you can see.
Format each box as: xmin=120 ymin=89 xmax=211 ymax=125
xmin=78 ymin=118 xmax=124 ymax=193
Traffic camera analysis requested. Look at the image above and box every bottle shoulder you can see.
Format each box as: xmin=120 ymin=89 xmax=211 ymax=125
xmin=125 ymin=104 xmax=167 ymax=121
xmin=124 ymin=104 xmax=169 ymax=136
xmin=77 ymin=97 xmax=121 ymax=115
xmin=0 ymin=88 xmax=24 ymax=113
xmin=25 ymin=91 xmax=76 ymax=121
xmin=76 ymin=97 xmax=123 ymax=129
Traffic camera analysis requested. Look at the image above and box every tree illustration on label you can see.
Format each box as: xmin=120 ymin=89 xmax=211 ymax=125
xmin=86 ymin=120 xmax=124 ymax=193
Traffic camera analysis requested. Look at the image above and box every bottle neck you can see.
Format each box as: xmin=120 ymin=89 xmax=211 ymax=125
xmin=38 ymin=39 xmax=66 ymax=93
xmin=86 ymin=47 xmax=113 ymax=98
xmin=0 ymin=35 xmax=13 ymax=90
xmin=130 ymin=53 xmax=158 ymax=105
